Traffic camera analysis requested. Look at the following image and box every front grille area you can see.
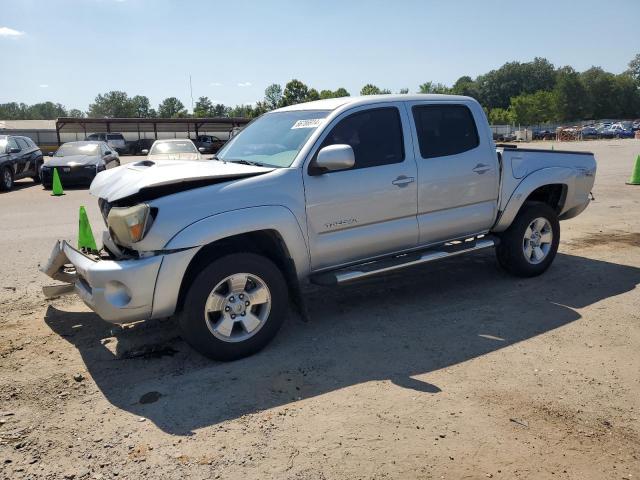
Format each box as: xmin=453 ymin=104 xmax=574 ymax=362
xmin=42 ymin=166 xmax=96 ymax=186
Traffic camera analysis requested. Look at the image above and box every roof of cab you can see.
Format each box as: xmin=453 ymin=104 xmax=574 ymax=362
xmin=273 ymin=94 xmax=475 ymax=112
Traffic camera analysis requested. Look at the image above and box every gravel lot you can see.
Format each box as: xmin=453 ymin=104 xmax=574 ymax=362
xmin=0 ymin=140 xmax=639 ymax=479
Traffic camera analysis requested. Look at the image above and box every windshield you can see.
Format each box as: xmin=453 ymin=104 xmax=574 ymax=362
xmin=55 ymin=143 xmax=99 ymax=156
xmin=150 ymin=141 xmax=197 ymax=155
xmin=217 ymin=110 xmax=330 ymax=167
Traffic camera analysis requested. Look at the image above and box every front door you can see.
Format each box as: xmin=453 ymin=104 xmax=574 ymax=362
xmin=407 ymin=102 xmax=499 ymax=245
xmin=303 ymin=104 xmax=419 ymax=271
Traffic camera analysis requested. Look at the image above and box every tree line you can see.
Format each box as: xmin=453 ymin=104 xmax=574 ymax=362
xmin=1 ymin=54 xmax=638 ymax=125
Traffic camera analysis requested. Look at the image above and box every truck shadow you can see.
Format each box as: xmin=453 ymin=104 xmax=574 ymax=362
xmin=44 ymin=251 xmax=640 ymax=435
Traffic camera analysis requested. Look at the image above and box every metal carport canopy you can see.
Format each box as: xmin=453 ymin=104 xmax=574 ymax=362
xmin=55 ymin=116 xmax=251 ymax=144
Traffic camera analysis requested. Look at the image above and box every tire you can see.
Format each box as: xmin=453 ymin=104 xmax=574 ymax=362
xmin=31 ymin=160 xmax=43 ymax=183
xmin=0 ymin=167 xmax=13 ymax=191
xmin=496 ymin=202 xmax=560 ymax=277
xmin=178 ymin=253 xmax=289 ymax=361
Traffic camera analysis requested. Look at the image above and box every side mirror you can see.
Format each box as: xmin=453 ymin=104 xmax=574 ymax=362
xmin=312 ymin=144 xmax=355 ymax=174
xmin=141 ymin=149 xmax=149 ymax=155
xmin=48 ymin=152 xmax=54 ymax=157
xmin=10 ymin=147 xmax=21 ymax=154
xmin=104 ymin=150 xmax=112 ymax=156
xmin=198 ymin=147 xmax=205 ymax=153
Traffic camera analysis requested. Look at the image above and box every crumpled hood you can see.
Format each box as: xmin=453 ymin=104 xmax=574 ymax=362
xmin=148 ymin=152 xmax=200 ymax=161
xmin=45 ymin=155 xmax=100 ymax=167
xmin=90 ymin=159 xmax=274 ymax=202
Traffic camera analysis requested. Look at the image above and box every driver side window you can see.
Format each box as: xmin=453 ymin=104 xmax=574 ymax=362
xmin=319 ymin=107 xmax=405 ymax=171
xmin=8 ymin=138 xmax=19 ymax=152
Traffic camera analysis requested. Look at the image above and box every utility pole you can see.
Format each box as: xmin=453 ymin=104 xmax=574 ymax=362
xmin=189 ymin=74 xmax=194 ymax=112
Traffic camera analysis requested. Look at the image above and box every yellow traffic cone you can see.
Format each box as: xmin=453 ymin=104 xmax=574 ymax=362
xmin=78 ymin=206 xmax=98 ymax=252
xmin=627 ymin=155 xmax=640 ymax=185
xmin=51 ymin=168 xmax=64 ymax=196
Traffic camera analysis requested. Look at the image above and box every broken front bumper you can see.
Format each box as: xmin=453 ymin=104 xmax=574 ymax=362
xmin=40 ymin=240 xmax=163 ymax=324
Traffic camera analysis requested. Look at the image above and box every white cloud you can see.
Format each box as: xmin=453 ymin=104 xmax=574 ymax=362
xmin=39 ymin=84 xmax=49 ymax=88
xmin=0 ymin=27 xmax=25 ymax=37
xmin=209 ymin=82 xmax=223 ymax=87
xmin=237 ymin=82 xmax=252 ymax=87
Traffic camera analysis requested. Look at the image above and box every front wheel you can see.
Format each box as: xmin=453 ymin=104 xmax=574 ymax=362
xmin=0 ymin=167 xmax=13 ymax=191
xmin=178 ymin=253 xmax=289 ymax=361
xmin=496 ymin=202 xmax=560 ymax=277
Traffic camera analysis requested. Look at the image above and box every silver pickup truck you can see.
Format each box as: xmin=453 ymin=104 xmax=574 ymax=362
xmin=42 ymin=94 xmax=596 ymax=360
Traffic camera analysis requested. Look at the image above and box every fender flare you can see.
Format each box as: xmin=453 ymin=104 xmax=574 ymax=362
xmin=492 ymin=167 xmax=575 ymax=233
xmin=164 ymin=205 xmax=311 ymax=278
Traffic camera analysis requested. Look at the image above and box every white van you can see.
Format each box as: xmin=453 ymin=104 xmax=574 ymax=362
xmin=86 ymin=133 xmax=127 ymax=154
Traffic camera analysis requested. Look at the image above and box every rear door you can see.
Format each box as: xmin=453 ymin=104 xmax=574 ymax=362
xmin=16 ymin=138 xmax=34 ymax=176
xmin=7 ymin=137 xmax=23 ymax=178
xmin=303 ymin=103 xmax=419 ymax=270
xmin=407 ymin=101 xmax=499 ymax=245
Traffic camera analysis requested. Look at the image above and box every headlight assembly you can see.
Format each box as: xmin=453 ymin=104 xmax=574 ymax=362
xmin=107 ymin=204 xmax=154 ymax=246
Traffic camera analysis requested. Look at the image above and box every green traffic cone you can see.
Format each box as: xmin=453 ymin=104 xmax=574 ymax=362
xmin=626 ymin=155 xmax=640 ymax=185
xmin=78 ymin=206 xmax=98 ymax=252
xmin=51 ymin=168 xmax=64 ymax=196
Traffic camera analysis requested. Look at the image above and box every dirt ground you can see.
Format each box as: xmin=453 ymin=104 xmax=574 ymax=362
xmin=0 ymin=140 xmax=639 ymax=479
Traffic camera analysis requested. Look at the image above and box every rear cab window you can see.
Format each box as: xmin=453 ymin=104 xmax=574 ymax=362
xmin=412 ymin=104 xmax=479 ymax=159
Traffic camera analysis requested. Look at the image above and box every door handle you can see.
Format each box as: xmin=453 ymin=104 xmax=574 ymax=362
xmin=472 ymin=163 xmax=491 ymax=174
xmin=392 ymin=176 xmax=415 ymax=187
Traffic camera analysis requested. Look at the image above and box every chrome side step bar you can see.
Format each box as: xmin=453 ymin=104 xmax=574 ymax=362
xmin=311 ymin=237 xmax=496 ymax=286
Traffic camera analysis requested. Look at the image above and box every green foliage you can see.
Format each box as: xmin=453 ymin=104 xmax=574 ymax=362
xmin=193 ymin=96 xmax=214 ymax=117
xmin=2 ymin=55 xmax=639 ymax=123
xmin=487 ymin=108 xmax=513 ymax=125
xmin=333 ymin=87 xmax=350 ymax=98
xmin=306 ymin=88 xmax=320 ymax=101
xmin=212 ymin=103 xmax=230 ymax=117
xmin=130 ymin=95 xmax=154 ymax=118
xmin=264 ymin=84 xmax=283 ymax=110
xmin=88 ymin=91 xmax=135 ymax=117
xmin=552 ymin=67 xmax=586 ymax=122
xmin=360 ymin=84 xmax=381 ymax=95
xmin=158 ymin=97 xmax=187 ymax=118
xmin=451 ymin=76 xmax=478 ymax=98
xmin=67 ymin=109 xmax=85 ymax=118
xmin=398 ymin=88 xmax=409 ymax=94
xmin=281 ymin=79 xmax=309 ymax=106
xmin=613 ymin=73 xmax=640 ymax=119
xmin=508 ymin=91 xmax=555 ymax=125
xmin=627 ymin=53 xmax=640 ymax=82
xmin=419 ymin=82 xmax=450 ymax=94
xmin=320 ymin=87 xmax=350 ymax=99
xmin=476 ymin=57 xmax=556 ymax=109
xmin=579 ymin=67 xmax=617 ymax=119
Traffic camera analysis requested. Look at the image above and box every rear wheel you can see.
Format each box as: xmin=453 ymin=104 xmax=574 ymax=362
xmin=496 ymin=202 xmax=560 ymax=277
xmin=31 ymin=160 xmax=43 ymax=183
xmin=0 ymin=167 xmax=13 ymax=191
xmin=178 ymin=253 xmax=289 ymax=361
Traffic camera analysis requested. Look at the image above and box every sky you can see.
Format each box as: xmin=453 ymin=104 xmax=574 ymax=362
xmin=1 ymin=0 xmax=639 ymax=112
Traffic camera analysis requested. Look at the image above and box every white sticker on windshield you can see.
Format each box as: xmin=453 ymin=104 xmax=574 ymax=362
xmin=291 ymin=118 xmax=323 ymax=129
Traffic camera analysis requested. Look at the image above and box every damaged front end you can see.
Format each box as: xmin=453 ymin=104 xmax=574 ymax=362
xmin=40 ymin=239 xmax=164 ymax=324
